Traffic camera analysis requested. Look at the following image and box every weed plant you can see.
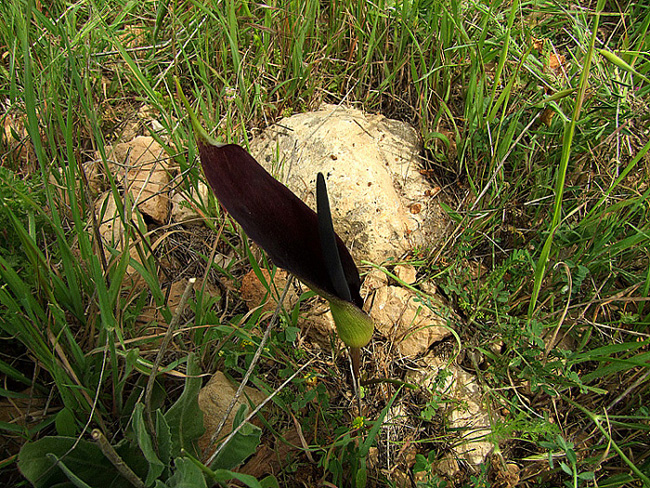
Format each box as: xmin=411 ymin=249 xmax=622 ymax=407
xmin=0 ymin=0 xmax=649 ymax=487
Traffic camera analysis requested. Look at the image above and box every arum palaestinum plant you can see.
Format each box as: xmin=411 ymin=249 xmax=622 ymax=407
xmin=176 ymin=79 xmax=374 ymax=380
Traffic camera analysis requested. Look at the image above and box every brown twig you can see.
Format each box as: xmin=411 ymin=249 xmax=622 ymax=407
xmin=92 ymin=429 xmax=145 ymax=488
xmin=144 ymin=277 xmax=196 ymax=446
xmin=205 ymin=359 xmax=313 ymax=466
xmin=203 ymin=276 xmax=293 ymax=463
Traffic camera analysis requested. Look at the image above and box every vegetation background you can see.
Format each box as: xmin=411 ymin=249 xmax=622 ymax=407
xmin=0 ymin=0 xmax=648 ymax=486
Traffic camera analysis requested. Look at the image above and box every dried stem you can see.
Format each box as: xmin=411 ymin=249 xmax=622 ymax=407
xmin=203 ymin=276 xmax=293 ymax=462
xmin=144 ymin=277 xmax=196 ymax=444
xmin=92 ymin=429 xmax=145 ymax=488
xmin=206 ymin=359 xmax=313 ymax=466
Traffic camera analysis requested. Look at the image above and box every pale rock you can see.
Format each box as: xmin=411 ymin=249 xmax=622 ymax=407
xmin=150 ymin=119 xmax=165 ymax=133
xmin=95 ymin=191 xmax=125 ymax=249
xmin=361 ymin=269 xmax=388 ymax=293
xmin=165 ymin=279 xmax=192 ymax=316
xmin=198 ymin=371 xmax=266 ymax=454
xmin=436 ymin=454 xmax=460 ymax=477
xmin=297 ymin=302 xmax=337 ymax=349
xmin=138 ymin=104 xmax=167 ymax=133
xmin=249 ymin=104 xmax=447 ymax=264
xmin=82 ymin=160 xmax=105 ymax=195
xmin=366 ymin=447 xmax=379 ymax=470
xmin=171 ymin=181 xmax=210 ymax=225
xmin=103 ymin=136 xmax=171 ymax=223
xmin=94 ymin=190 xmax=150 ymax=278
xmin=120 ymin=118 xmax=139 ymax=142
xmin=388 ymin=443 xmax=417 ymax=488
xmin=409 ymin=356 xmax=494 ymax=466
xmin=394 ymin=263 xmax=417 ymax=284
xmin=48 ymin=162 xmax=104 ymax=215
xmin=413 ymin=471 xmax=428 ymax=486
xmin=1 ymin=110 xmax=37 ymax=172
xmin=47 ymin=169 xmax=70 ymax=210
xmin=212 ymin=252 xmax=235 ymax=270
xmin=368 ymin=285 xmax=450 ymax=356
xmin=419 ymin=280 xmax=439 ymax=297
xmin=240 ymin=269 xmax=300 ymax=313
xmin=490 ymin=340 xmax=504 ymax=355
xmin=491 ymin=460 xmax=521 ymax=488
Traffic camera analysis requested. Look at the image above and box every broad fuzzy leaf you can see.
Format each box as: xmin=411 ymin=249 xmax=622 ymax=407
xmin=165 ymin=354 xmax=205 ymax=458
xmin=18 ymin=437 xmax=147 ymax=488
xmin=167 ymin=457 xmax=207 ymax=488
xmin=209 ymin=404 xmax=261 ymax=470
xmin=133 ymin=403 xmax=166 ymax=485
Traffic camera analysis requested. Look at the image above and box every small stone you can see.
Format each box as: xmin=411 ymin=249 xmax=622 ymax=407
xmin=240 ymin=269 xmax=299 ymax=313
xmin=102 ymin=136 xmax=172 ymax=224
xmin=366 ymin=447 xmax=379 ymax=469
xmin=94 ymin=190 xmax=150 ymax=277
xmin=490 ymin=340 xmax=504 ymax=354
xmin=95 ymin=191 xmax=125 ymax=249
xmin=369 ymin=285 xmax=450 ymax=356
xmin=82 ymin=160 xmax=105 ymax=195
xmin=1 ymin=110 xmax=37 ymax=172
xmin=490 ymin=456 xmax=521 ymax=488
xmin=394 ymin=264 xmax=417 ymax=284
xmin=408 ymin=355 xmax=494 ymax=467
xmin=419 ymin=281 xmax=438 ymax=296
xmin=198 ymin=372 xmax=266 ymax=455
xmin=171 ymin=181 xmax=210 ymax=225
xmin=436 ymin=454 xmax=460 ymax=477
xmin=298 ymin=303 xmax=337 ymax=349
xmin=362 ymin=269 xmax=388 ymax=292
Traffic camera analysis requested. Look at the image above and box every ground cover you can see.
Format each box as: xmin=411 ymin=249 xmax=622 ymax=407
xmin=0 ymin=0 xmax=649 ymax=486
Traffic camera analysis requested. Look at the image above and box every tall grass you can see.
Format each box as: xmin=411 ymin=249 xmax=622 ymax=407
xmin=0 ymin=0 xmax=649 ymax=486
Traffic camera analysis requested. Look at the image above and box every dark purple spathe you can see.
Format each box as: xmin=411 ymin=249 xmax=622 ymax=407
xmin=197 ymin=141 xmax=363 ymax=309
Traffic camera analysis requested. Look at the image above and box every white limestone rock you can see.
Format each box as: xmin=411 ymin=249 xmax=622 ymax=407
xmin=249 ymin=104 xmax=447 ymax=265
xmin=409 ymin=356 xmax=494 ymax=466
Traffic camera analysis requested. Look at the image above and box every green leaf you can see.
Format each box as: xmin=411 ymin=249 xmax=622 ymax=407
xmin=165 ymin=354 xmax=205 ymax=458
xmin=578 ymin=471 xmax=595 ymax=481
xmin=153 ymin=0 xmax=169 ymax=45
xmin=358 ymin=389 xmax=399 ymax=458
xmin=182 ymin=453 xmax=265 ymax=488
xmin=354 ymin=456 xmax=367 ymax=488
xmin=209 ymin=404 xmax=261 ymax=470
xmin=597 ymin=48 xmax=650 ymax=83
xmin=45 ymin=453 xmax=92 ymax=488
xmin=260 ymin=475 xmax=281 ymax=488
xmin=19 ymin=437 xmax=130 ymax=488
xmin=55 ymin=407 xmax=78 ymax=437
xmin=133 ymin=403 xmax=165 ymax=486
xmin=167 ymin=457 xmax=207 ymax=488
xmin=439 ymin=201 xmax=461 ymax=223
xmin=156 ymin=409 xmax=173 ymax=467
xmin=210 ymin=469 xmax=264 ymax=488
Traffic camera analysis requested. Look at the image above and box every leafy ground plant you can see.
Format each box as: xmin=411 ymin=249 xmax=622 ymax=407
xmin=1 ymin=0 xmax=649 ymax=487
xmin=18 ymin=355 xmax=265 ymax=488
